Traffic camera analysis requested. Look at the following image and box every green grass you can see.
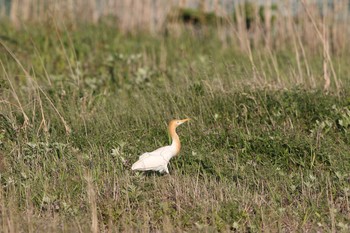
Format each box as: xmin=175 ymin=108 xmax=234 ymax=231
xmin=0 ymin=23 xmax=350 ymax=232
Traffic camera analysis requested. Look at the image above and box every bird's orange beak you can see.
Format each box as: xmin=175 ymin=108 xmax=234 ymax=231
xmin=181 ymin=118 xmax=190 ymax=123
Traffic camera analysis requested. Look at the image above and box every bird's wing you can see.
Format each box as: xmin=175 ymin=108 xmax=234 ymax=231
xmin=132 ymin=153 xmax=168 ymax=171
xmin=138 ymin=152 xmax=150 ymax=160
xmin=138 ymin=146 xmax=169 ymax=159
xmin=131 ymin=146 xmax=178 ymax=173
xmin=133 ymin=146 xmax=174 ymax=172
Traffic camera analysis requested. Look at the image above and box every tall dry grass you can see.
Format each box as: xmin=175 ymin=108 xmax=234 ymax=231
xmin=1 ymin=0 xmax=348 ymax=49
xmin=0 ymin=0 xmax=348 ymax=39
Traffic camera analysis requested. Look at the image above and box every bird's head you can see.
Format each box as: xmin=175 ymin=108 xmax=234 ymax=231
xmin=169 ymin=118 xmax=190 ymax=128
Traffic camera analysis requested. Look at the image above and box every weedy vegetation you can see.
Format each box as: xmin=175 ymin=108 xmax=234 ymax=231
xmin=0 ymin=0 xmax=350 ymax=232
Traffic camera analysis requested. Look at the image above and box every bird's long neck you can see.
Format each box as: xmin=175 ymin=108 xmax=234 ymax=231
xmin=169 ymin=124 xmax=181 ymax=154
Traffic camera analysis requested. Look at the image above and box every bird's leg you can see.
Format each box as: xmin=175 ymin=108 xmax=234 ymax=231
xmin=165 ymin=166 xmax=169 ymax=174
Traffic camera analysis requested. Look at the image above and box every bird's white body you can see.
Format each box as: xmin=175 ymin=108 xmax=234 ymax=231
xmin=131 ymin=119 xmax=189 ymax=174
xmin=131 ymin=144 xmax=178 ymax=173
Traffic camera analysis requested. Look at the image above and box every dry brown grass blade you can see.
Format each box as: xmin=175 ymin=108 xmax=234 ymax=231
xmin=36 ymin=86 xmax=71 ymax=135
xmin=86 ymin=172 xmax=99 ymax=233
xmin=300 ymin=0 xmax=340 ymax=93
xmin=36 ymin=88 xmax=49 ymax=137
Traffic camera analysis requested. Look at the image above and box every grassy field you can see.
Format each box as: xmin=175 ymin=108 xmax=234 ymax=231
xmin=0 ymin=21 xmax=350 ymax=232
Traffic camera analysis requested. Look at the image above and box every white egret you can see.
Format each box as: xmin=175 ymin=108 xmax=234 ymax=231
xmin=131 ymin=118 xmax=190 ymax=173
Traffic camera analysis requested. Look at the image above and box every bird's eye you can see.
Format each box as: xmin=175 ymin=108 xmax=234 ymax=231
xmin=176 ymin=121 xmax=180 ymax=124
